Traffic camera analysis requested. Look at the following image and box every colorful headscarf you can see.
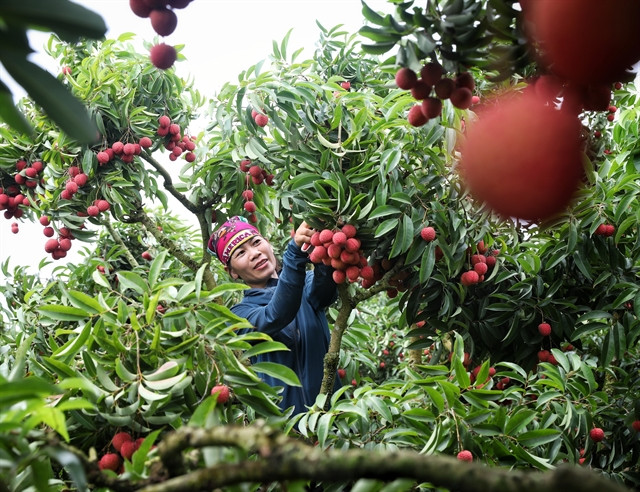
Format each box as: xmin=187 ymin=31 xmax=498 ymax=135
xmin=207 ymin=216 xmax=260 ymax=265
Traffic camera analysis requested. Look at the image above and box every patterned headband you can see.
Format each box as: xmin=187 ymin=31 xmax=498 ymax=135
xmin=207 ymin=216 xmax=260 ymax=265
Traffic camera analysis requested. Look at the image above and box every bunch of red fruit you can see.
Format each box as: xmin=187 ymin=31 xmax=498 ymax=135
xmin=156 ymin=115 xmax=197 ymax=162
xmin=237 ymin=159 xmax=274 ymax=223
xmin=129 ymin=0 xmax=194 ymax=69
xmin=43 ymin=223 xmax=76 ymax=260
xmin=250 ymin=108 xmax=269 ymax=127
xmin=307 ymin=224 xmax=375 ymax=287
xmin=460 ymin=241 xmax=499 ymax=286
xmin=60 ymin=166 xmax=89 ymax=200
xmin=395 ymin=62 xmax=479 ymax=127
xmin=98 ymin=431 xmax=147 ymax=473
xmin=97 ymin=139 xmax=147 ymax=165
xmin=0 ymin=187 xmax=29 ymax=221
xmin=13 ymin=159 xmax=44 ymax=189
xmin=594 ymin=222 xmax=615 ymax=237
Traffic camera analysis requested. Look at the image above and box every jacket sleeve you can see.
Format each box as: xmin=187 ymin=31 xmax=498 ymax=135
xmin=231 ymin=240 xmax=309 ymax=337
xmin=306 ymin=263 xmax=337 ymax=311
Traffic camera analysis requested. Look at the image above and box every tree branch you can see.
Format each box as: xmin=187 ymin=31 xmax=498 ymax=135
xmin=139 ymin=153 xmax=199 ymax=214
xmin=138 ymin=423 xmax=633 ymax=492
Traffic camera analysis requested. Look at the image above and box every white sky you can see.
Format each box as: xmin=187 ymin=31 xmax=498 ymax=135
xmin=0 ymin=0 xmax=390 ymax=279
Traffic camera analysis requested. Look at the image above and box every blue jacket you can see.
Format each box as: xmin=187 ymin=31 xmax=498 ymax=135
xmin=231 ymin=240 xmax=338 ymax=415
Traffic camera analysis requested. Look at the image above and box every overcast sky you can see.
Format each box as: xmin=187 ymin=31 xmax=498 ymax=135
xmin=0 ymin=0 xmax=391 ymax=279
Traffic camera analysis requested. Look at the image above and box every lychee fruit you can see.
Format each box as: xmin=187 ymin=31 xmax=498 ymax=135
xmin=254 ymin=114 xmax=269 ymax=127
xmin=120 ymin=440 xmax=138 ymax=460
xmin=420 ymin=226 xmax=436 ymax=242
xmin=150 ymin=43 xmax=177 ymax=70
xmin=538 ymin=322 xmax=552 ymax=336
xmin=459 ymin=90 xmax=584 ymax=221
xmin=211 ymin=384 xmax=230 ymax=404
xmin=408 ymin=105 xmax=428 ymax=127
xmin=589 ymin=427 xmax=605 ymax=443
xmin=632 ymin=420 xmax=640 ymax=432
xmin=395 ymin=67 xmax=418 ymax=90
xmin=457 ymin=450 xmax=473 ymax=462
xmin=149 ymin=7 xmax=178 ymax=36
xmin=98 ymin=453 xmax=121 ymax=472
xmin=461 ymin=270 xmax=480 ymax=286
xmin=111 ymin=432 xmax=133 ymax=452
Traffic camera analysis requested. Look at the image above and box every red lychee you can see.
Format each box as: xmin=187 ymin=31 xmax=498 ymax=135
xmin=254 ymin=114 xmax=269 ymax=127
xmin=211 ymin=384 xmax=230 ymax=404
xmin=139 ymin=136 xmax=153 ymax=148
xmin=407 ymin=105 xmax=428 ymax=127
xmin=244 ymin=201 xmax=257 ymax=213
xmin=632 ymin=420 xmax=640 ymax=432
xmin=111 ymin=432 xmax=133 ymax=452
xmin=129 ymin=0 xmax=152 ymax=17
xmin=395 ymin=67 xmax=418 ymax=90
xmin=87 ymin=205 xmax=99 ymax=217
xmin=420 ymin=226 xmax=436 ymax=242
xmin=538 ymin=322 xmax=551 ymax=336
xmin=141 ymin=251 xmax=153 ymax=261
xmin=158 ymin=115 xmax=171 ymax=127
xmin=341 ymin=224 xmax=357 ymax=238
xmin=149 ymin=7 xmax=178 ymax=36
xmin=420 ymin=62 xmax=444 ymax=87
xmin=460 ymin=270 xmax=480 ymax=286
xmin=450 ymin=87 xmax=473 ymax=109
xmin=338 ymin=368 xmax=346 ymax=379
xmin=459 ymin=90 xmax=583 ymax=221
xmin=421 ymin=97 xmax=443 ymax=119
xmin=332 ymin=269 xmax=346 ymax=284
xmin=73 ymin=173 xmax=88 ymax=187
xmin=457 ymin=450 xmax=473 ymax=462
xmin=589 ymin=427 xmax=605 ymax=443
xmin=98 ymin=453 xmax=121 ymax=472
xmin=150 ymin=43 xmax=177 ymax=70
xmin=120 ymin=440 xmax=138 ymax=460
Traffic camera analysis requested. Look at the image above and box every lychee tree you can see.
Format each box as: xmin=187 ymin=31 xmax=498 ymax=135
xmin=1 ymin=1 xmax=640 ymax=491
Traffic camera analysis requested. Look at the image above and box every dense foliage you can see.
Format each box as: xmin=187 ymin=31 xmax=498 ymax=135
xmin=1 ymin=1 xmax=640 ymax=491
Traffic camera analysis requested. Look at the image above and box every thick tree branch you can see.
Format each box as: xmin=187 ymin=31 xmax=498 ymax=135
xmin=139 ymin=153 xmax=200 ymax=214
xmin=137 ymin=424 xmax=633 ymax=492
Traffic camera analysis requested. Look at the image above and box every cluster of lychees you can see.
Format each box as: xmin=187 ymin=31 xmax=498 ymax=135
xmin=98 ymin=431 xmax=147 ymax=473
xmin=395 ymin=62 xmax=479 ymax=127
xmin=129 ymin=0 xmax=193 ymax=69
xmin=594 ymin=222 xmax=615 ymax=237
xmin=60 ymin=166 xmax=89 ymax=200
xmin=42 ymin=221 xmax=76 ymax=260
xmin=460 ymin=240 xmax=499 ymax=286
xmin=237 ymin=159 xmax=274 ymax=223
xmin=97 ymin=139 xmax=148 ymax=165
xmin=307 ymin=225 xmax=375 ymax=287
xmin=250 ymin=108 xmax=269 ymax=127
xmin=156 ymin=115 xmax=197 ymax=162
xmin=1 ymin=159 xmax=44 ymax=233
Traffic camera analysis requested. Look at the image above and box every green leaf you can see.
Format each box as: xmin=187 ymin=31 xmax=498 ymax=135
xmin=0 ymin=0 xmax=107 ymax=41
xmin=52 ymin=321 xmax=92 ymax=364
xmin=251 ymin=362 xmax=301 ymax=387
xmin=0 ymin=80 xmax=33 ymax=135
xmin=241 ymin=341 xmax=290 ymax=361
xmin=0 ymin=51 xmax=97 ymax=143
xmin=66 ymin=290 xmax=103 ymax=314
xmin=369 ymin=205 xmax=402 ymax=220
xmin=116 ymin=271 xmax=148 ymax=295
xmin=38 ymin=304 xmax=88 ymax=321
xmin=517 ymin=428 xmax=562 ymax=447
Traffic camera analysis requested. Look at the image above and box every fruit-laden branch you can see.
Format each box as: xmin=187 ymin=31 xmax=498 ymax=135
xmin=132 ymin=423 xmax=631 ymax=492
xmin=105 ymin=219 xmax=140 ymax=268
xmin=319 ymin=262 xmax=404 ymax=400
xmin=136 ymin=211 xmax=216 ymax=290
xmin=139 ymin=153 xmax=199 ymax=214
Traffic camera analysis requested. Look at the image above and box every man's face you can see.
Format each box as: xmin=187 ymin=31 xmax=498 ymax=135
xmin=228 ymin=235 xmax=278 ymax=288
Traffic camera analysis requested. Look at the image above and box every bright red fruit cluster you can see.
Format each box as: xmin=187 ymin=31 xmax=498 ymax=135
xmin=308 ymin=225 xmax=375 ymax=288
xmin=155 ymin=115 xmax=196 ymax=163
xmin=396 ymin=62 xmax=478 ymax=127
xmin=594 ymin=223 xmax=615 ymax=237
xmin=1 ymin=159 xmax=44 ymax=234
xmin=98 ymin=431 xmax=147 ymax=473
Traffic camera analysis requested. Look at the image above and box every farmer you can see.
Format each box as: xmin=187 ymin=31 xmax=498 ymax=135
xmin=208 ymin=215 xmax=339 ymax=415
